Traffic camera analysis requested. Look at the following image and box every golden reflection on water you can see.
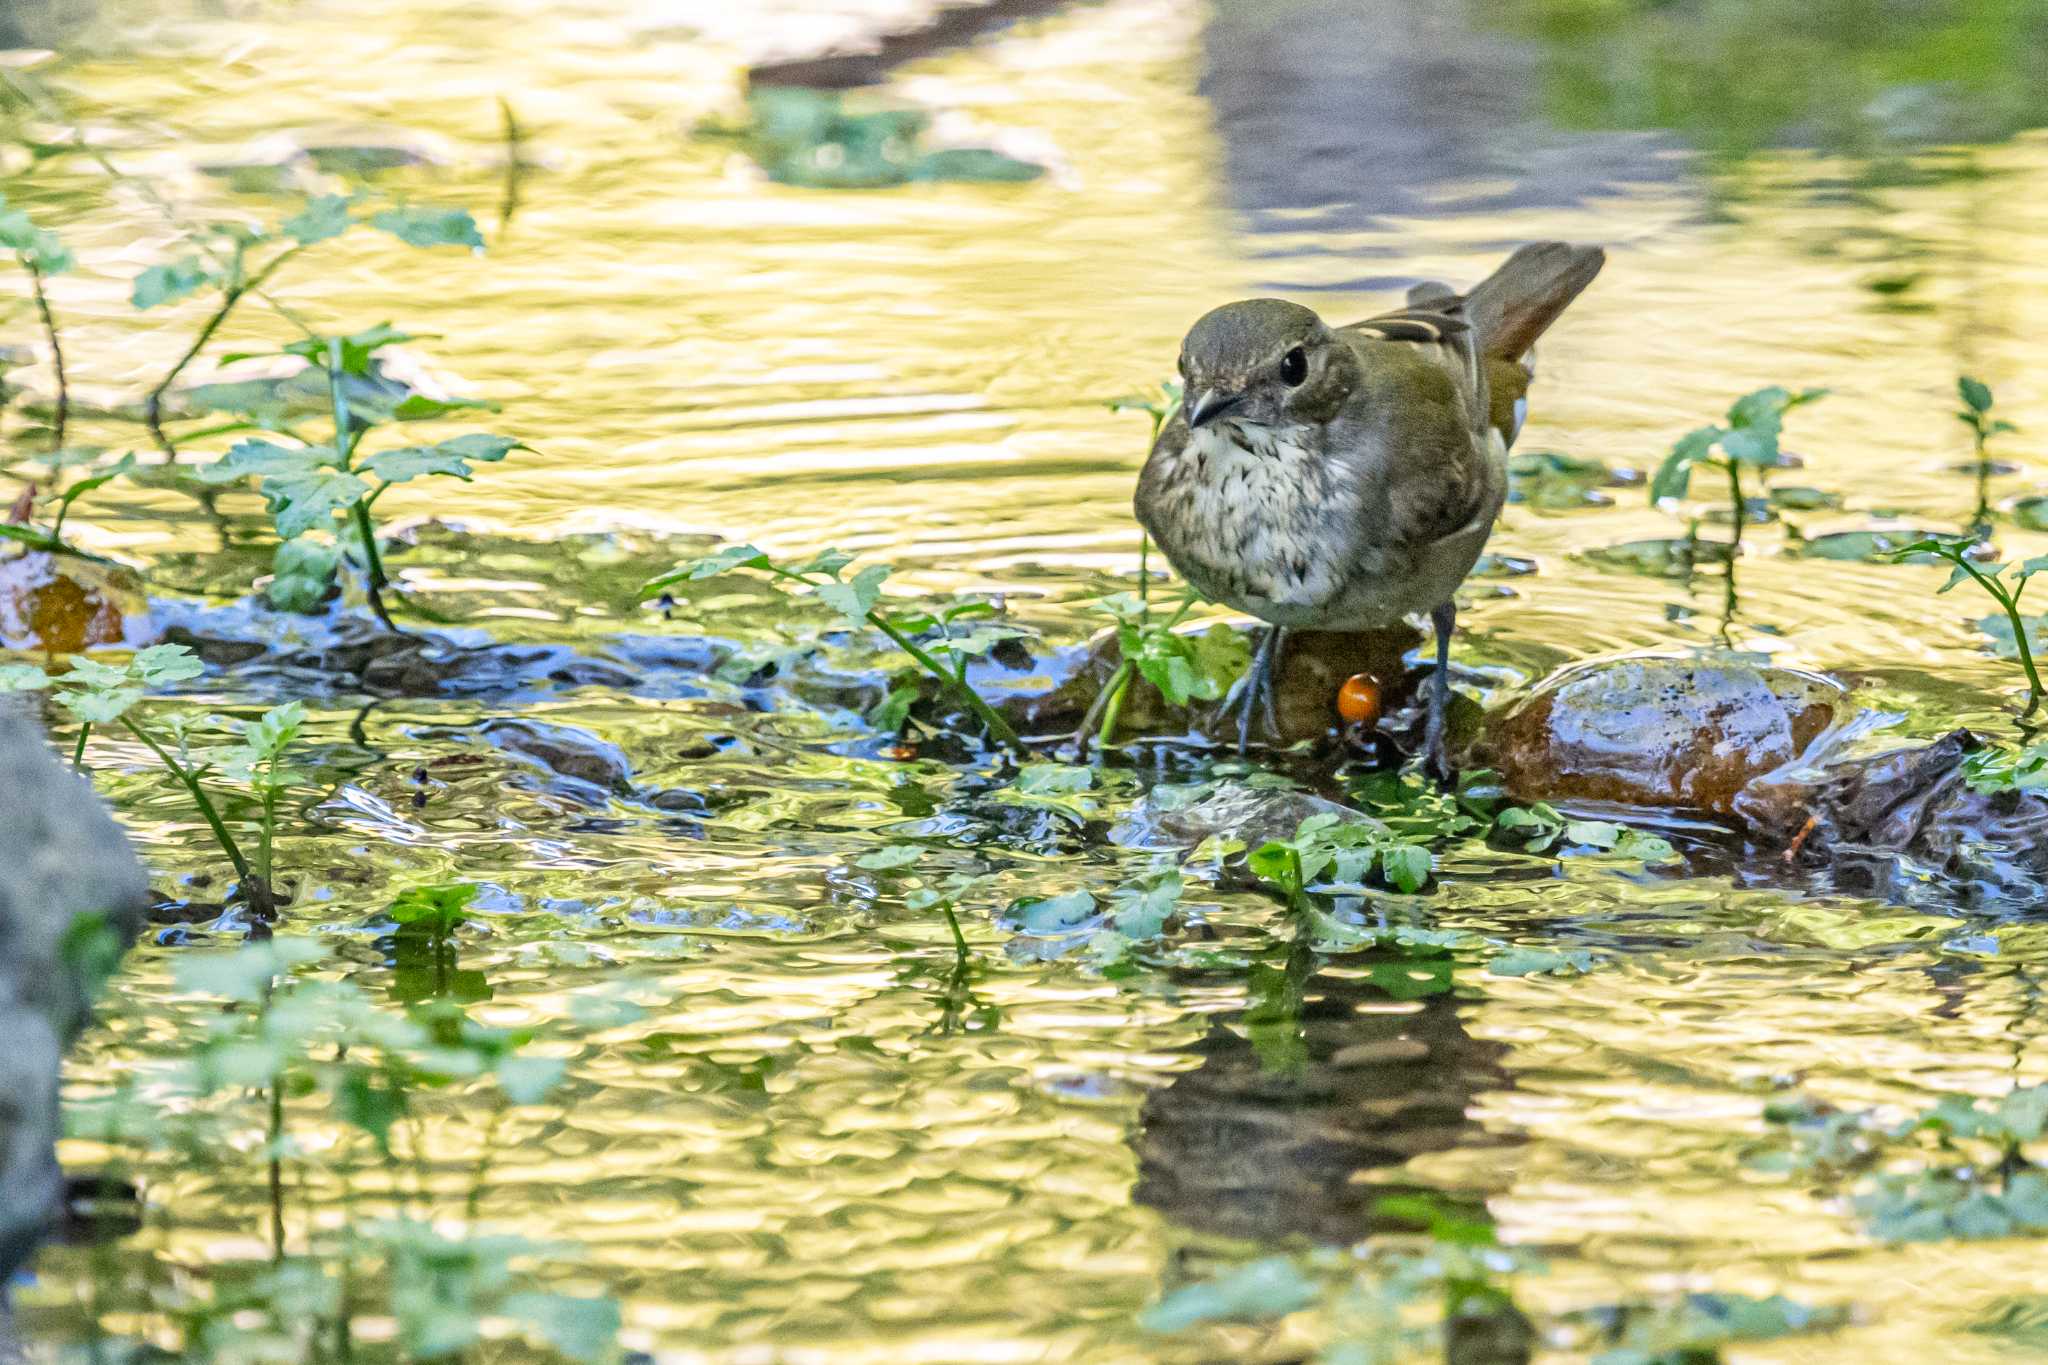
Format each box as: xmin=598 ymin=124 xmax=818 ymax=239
xmin=14 ymin=0 xmax=2048 ymax=1360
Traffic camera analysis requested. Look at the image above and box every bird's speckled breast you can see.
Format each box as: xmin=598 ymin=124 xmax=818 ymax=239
xmin=1142 ymin=422 xmax=1356 ymax=626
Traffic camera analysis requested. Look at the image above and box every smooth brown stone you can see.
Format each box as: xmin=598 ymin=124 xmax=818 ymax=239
xmin=1486 ymin=654 xmax=1845 ymax=813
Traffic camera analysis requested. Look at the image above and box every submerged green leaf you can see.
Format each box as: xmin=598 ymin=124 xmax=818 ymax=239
xmin=1141 ymin=1257 xmax=1320 ymax=1333
xmin=282 ymin=193 xmax=355 ymax=246
xmin=131 ymin=258 xmax=216 ymax=310
xmin=370 ymin=206 xmax=485 ymax=250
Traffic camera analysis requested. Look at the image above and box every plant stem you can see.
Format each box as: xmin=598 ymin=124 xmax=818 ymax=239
xmin=324 ymin=344 xmax=403 ymax=633
xmin=259 ymin=760 xmax=279 ymax=886
xmin=25 ymin=259 xmax=66 ymax=452
xmin=1096 ymin=662 xmax=1133 ymax=747
xmin=71 ymin=721 xmax=89 ymax=771
xmin=868 ymin=611 xmax=1022 ymax=755
xmin=1724 ymin=459 xmax=1746 ymax=551
xmin=268 ymin=1077 xmax=286 ymax=1261
xmin=144 ymin=246 xmax=303 ymax=457
xmin=119 ymin=716 xmax=253 ymax=884
xmin=1138 ymin=531 xmax=1150 ymax=620
xmin=1956 ymin=557 xmax=2046 ymax=716
xmin=937 ymin=898 xmax=970 ymax=959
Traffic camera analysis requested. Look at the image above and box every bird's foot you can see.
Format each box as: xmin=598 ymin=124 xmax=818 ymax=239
xmin=1227 ymin=627 xmax=1284 ymax=756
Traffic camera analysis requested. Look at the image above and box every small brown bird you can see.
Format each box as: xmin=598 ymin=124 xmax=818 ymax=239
xmin=1135 ymin=241 xmax=1605 ymax=773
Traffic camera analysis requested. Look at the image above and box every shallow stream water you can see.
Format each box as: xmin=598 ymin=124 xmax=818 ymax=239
xmin=11 ymin=1 xmax=2048 ymax=1360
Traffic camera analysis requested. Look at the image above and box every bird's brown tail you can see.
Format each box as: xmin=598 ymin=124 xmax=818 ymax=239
xmin=1462 ymin=242 xmax=1605 ymax=363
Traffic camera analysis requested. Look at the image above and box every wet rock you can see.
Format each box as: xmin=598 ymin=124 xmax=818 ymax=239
xmin=0 ymin=700 xmax=149 ymax=1281
xmin=475 ymin=719 xmax=633 ymax=802
xmin=1486 ymin=654 xmax=1845 ymax=813
xmin=1754 ymin=731 xmax=2048 ymax=911
xmin=1116 ymin=780 xmax=1358 ymax=851
xmin=159 ymin=626 xmax=269 ymax=667
xmin=0 ymin=554 xmax=152 ymax=654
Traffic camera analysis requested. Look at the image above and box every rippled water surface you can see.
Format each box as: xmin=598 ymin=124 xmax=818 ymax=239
xmin=13 ymin=0 xmax=2048 ymax=1360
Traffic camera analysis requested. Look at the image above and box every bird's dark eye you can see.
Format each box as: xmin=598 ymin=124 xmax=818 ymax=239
xmin=1279 ymin=346 xmax=1308 ymax=386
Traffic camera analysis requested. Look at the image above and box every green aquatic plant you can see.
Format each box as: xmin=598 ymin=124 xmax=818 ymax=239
xmin=643 ymin=544 xmax=1027 ymax=754
xmin=390 ymin=882 xmax=487 ymax=1002
xmin=1756 ymin=1085 xmax=2048 ymax=1243
xmin=0 ymin=190 xmax=74 ymax=452
xmin=1650 ymin=385 xmax=1827 ymax=540
xmin=1493 ymin=801 xmax=1680 ymax=863
xmin=1888 ymin=534 xmax=2047 ymax=716
xmin=1963 ymin=741 xmax=2048 ymax=794
xmin=0 ymin=645 xmax=302 ymax=911
xmin=67 ymin=938 xmax=612 ymax=1360
xmin=1249 ymin=811 xmax=1434 ymax=901
xmin=700 ymin=86 xmax=1043 ymax=189
xmin=137 ymin=193 xmax=486 ymax=456
xmin=192 ymin=328 xmax=524 ymax=630
xmin=1958 ymin=375 xmax=2018 ymax=532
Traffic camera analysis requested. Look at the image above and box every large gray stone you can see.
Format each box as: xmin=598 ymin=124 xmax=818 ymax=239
xmin=0 ymin=699 xmax=148 ymax=1284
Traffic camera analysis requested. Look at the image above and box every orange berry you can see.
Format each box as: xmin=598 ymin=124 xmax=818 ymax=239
xmin=1336 ymin=673 xmax=1382 ymax=726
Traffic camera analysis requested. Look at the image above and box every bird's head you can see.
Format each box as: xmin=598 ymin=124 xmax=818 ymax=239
xmin=1176 ymin=298 xmax=1354 ymax=436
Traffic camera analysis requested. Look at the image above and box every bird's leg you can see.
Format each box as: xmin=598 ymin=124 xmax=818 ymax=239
xmin=1424 ymin=601 xmax=1457 ymax=783
xmin=1231 ymin=626 xmax=1283 ymax=755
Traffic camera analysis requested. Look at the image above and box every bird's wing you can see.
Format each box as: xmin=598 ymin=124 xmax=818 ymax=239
xmin=1339 ymin=298 xmax=1492 ymax=448
xmin=1329 ymin=306 xmax=1507 ymax=568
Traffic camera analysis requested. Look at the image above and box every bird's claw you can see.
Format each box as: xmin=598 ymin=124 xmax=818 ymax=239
xmin=1229 ymin=627 xmax=1284 ymax=756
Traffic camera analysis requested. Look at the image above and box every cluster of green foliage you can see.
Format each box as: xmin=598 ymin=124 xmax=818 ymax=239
xmin=1494 ymin=0 xmax=2048 ymax=164
xmin=0 ymin=172 xmax=520 ymax=628
xmin=1650 ymin=385 xmax=1827 ymax=539
xmin=1141 ymin=1192 xmax=1843 ymax=1363
xmin=1758 ymin=1085 xmax=2048 ymax=1243
xmin=643 ymin=544 xmax=1030 ymax=753
xmin=71 ymin=936 xmax=618 ymax=1361
xmin=699 ymin=87 xmax=1043 ymax=190
xmin=0 ymin=643 xmax=299 ymax=911
xmin=1888 ymin=534 xmax=2048 ymax=716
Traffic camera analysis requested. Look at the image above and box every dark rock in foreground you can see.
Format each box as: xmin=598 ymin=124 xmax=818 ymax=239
xmin=0 ymin=702 xmax=148 ymax=1285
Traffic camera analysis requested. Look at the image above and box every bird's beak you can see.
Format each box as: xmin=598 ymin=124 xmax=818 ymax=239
xmin=1186 ymin=389 xmax=1245 ymax=429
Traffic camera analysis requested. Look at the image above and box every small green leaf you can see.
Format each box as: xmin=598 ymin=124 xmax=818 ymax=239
xmin=194 ymin=438 xmax=335 ymax=485
xmin=499 ymin=1292 xmax=620 ymax=1362
xmin=855 ymin=844 xmax=922 ymax=871
xmin=641 ymin=544 xmax=773 ymax=594
xmin=1014 ymin=890 xmax=1098 ymax=935
xmin=1650 ymin=425 xmax=1718 ymax=503
xmin=0 ymin=201 xmax=73 ymax=274
xmin=1960 ymin=376 xmax=1993 ymax=415
xmin=1487 ymin=947 xmax=1599 ymax=977
xmin=1378 ymin=843 xmax=1431 ymax=893
xmin=1141 ymin=1256 xmax=1319 ymax=1333
xmin=131 ymin=258 xmax=215 ymax=310
xmin=56 ymin=686 xmax=143 ymax=724
xmin=264 ymin=470 xmax=372 ymax=539
xmin=283 ymin=323 xmax=415 ymax=376
xmin=0 ymin=663 xmax=50 ymax=692
xmin=370 ymin=206 xmax=485 ymax=250
xmin=389 ymin=882 xmax=480 ymax=932
xmin=282 ymin=193 xmax=355 ymax=246
xmin=496 ymin=1054 xmax=567 ymax=1105
xmin=389 ymin=393 xmax=499 ymax=421
xmin=814 ymin=562 xmax=889 ymax=624
xmin=360 ymin=434 xmax=520 ymax=484
xmin=132 ymin=643 xmax=205 ymax=686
